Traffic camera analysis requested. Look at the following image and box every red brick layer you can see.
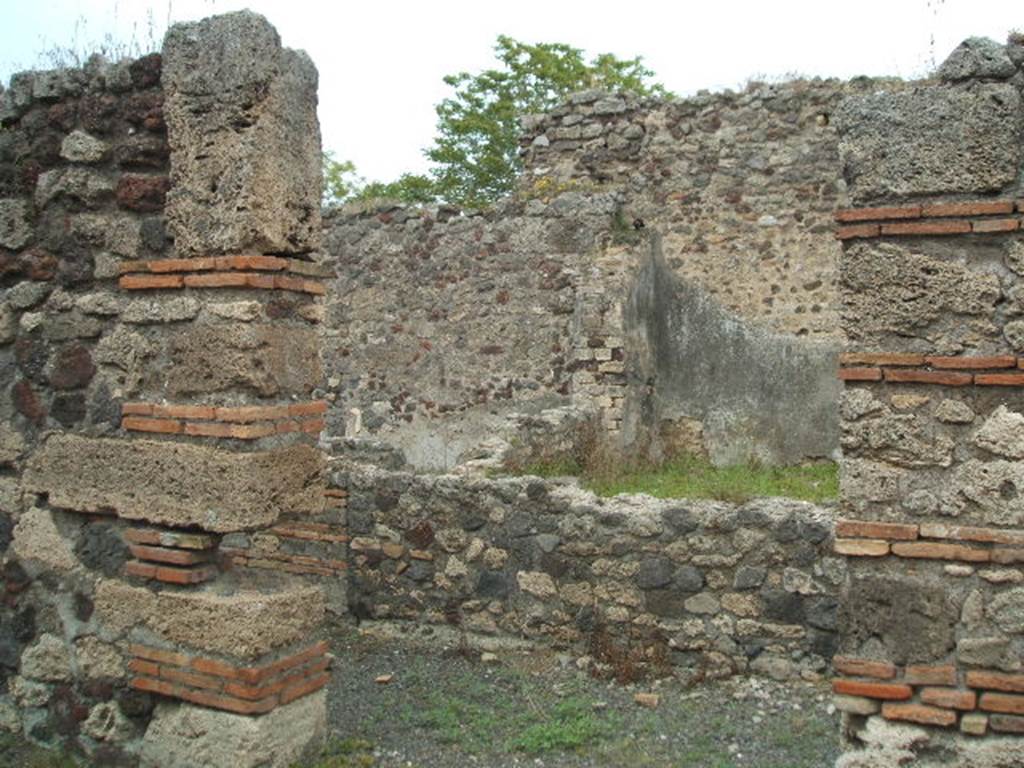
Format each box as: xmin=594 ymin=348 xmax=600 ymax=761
xmin=834 ymin=200 xmax=1021 ymax=240
xmin=128 ymin=641 xmax=330 ymax=714
xmin=122 ymin=401 xmax=327 ymax=440
xmin=838 ymin=354 xmax=1024 ymax=386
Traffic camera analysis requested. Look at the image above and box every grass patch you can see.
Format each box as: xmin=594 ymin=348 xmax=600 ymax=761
xmin=513 ymin=454 xmax=837 ymax=504
xmin=507 ymin=697 xmax=610 ymax=754
xmin=293 ymin=737 xmax=377 ymax=768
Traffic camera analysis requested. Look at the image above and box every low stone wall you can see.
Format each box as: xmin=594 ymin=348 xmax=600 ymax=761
xmin=320 ymin=445 xmax=842 ymax=682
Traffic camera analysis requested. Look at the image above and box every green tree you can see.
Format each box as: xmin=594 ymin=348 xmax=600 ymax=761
xmin=426 ymin=36 xmax=669 ymax=208
xmin=321 ymin=37 xmax=668 ymax=209
xmin=321 ymin=151 xmax=361 ymax=206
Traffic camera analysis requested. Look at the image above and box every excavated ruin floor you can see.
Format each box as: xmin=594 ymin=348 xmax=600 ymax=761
xmin=0 ymin=628 xmax=841 ymax=768
xmin=319 ymin=627 xmax=840 ymax=768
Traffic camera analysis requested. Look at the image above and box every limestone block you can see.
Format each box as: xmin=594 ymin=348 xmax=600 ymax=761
xmin=153 ymin=586 xmax=324 ymax=659
xmin=24 ymin=434 xmax=325 ymax=532
xmin=162 ymin=11 xmax=321 ymax=256
xmin=140 ymin=690 xmax=326 ymax=768
xmin=165 ymin=323 xmax=322 ymax=397
xmin=11 ymin=507 xmax=79 ymax=571
xmin=96 ymin=579 xmax=324 ymax=659
xmin=842 ymin=242 xmax=1001 ymax=348
xmin=82 ymin=701 xmax=134 ymax=742
xmin=836 ymin=84 xmax=1022 ymax=202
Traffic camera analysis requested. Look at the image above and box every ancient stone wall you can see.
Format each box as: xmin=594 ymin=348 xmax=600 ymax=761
xmin=322 ymin=78 xmax=895 ymax=466
xmin=833 ymin=37 xmax=1024 ymax=766
xmin=0 ymin=12 xmax=332 ymax=767
xmin=307 ymin=446 xmax=842 ymax=683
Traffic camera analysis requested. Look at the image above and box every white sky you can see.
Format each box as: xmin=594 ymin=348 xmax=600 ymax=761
xmin=0 ymin=0 xmax=1019 ymax=182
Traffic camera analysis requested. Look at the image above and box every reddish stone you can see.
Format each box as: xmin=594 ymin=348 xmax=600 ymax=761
xmin=49 ymin=345 xmax=96 ymax=390
xmin=12 ymin=380 xmax=45 ymax=425
xmin=116 ymin=175 xmax=170 ymax=212
xmin=129 ymin=53 xmax=163 ymax=89
xmin=21 ymin=249 xmax=57 ymax=281
xmin=405 ymin=520 xmax=435 ymax=548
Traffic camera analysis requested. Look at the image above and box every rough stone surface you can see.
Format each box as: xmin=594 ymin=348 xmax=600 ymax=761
xmin=11 ymin=507 xmax=78 ymax=571
xmin=59 ymin=130 xmax=108 ymax=163
xmin=0 ymin=199 xmax=32 ymax=250
xmin=939 ymin=37 xmax=1017 ymax=82
xmin=74 ymin=637 xmax=125 ymax=681
xmin=140 ymin=689 xmax=326 ymax=768
xmin=24 ymin=434 xmax=325 ymax=532
xmin=836 ymin=84 xmax=1022 ymax=202
xmin=19 ymin=634 xmax=71 ymax=682
xmin=82 ymin=701 xmax=134 ymax=743
xmin=162 ymin=11 xmax=322 ymax=255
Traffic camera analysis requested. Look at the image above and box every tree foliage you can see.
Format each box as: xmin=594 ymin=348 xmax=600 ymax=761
xmin=322 ymin=36 xmax=668 ymax=209
xmin=427 ymin=36 xmax=669 ymax=208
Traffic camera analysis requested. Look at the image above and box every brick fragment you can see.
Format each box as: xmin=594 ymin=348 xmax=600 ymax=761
xmin=147 ymin=564 xmax=218 ymax=585
xmin=214 ymin=405 xmax=290 ymax=423
xmin=285 ymin=259 xmax=333 ymax=278
xmin=299 ymin=418 xmax=325 ymax=434
xmin=883 ymin=369 xmax=972 ymax=386
xmin=183 ymin=272 xmax=250 ymax=289
xmin=190 ymin=657 xmax=245 ymax=680
xmin=920 ymin=687 xmax=977 ymax=711
xmin=122 ymin=416 xmax=182 ymax=434
xmin=213 ymin=255 xmax=289 ymax=272
xmin=881 ymin=702 xmax=957 ymax=727
xmin=919 ymin=523 xmax=1024 ymax=547
xmin=891 ymin=542 xmax=990 ymax=562
xmin=150 ymin=404 xmax=217 ymax=421
xmin=836 ymin=223 xmax=880 ymax=240
xmin=839 ymin=367 xmax=882 ymax=382
xmin=119 ymin=274 xmax=183 ymax=290
xmin=124 ymin=560 xmax=158 ymax=579
xmin=960 ymin=713 xmax=989 ymax=736
xmin=238 ymin=641 xmax=330 ymax=685
xmin=128 ymin=544 xmax=212 ymax=566
xmin=904 ymin=665 xmax=958 ymax=686
xmin=245 ymin=273 xmax=277 ymax=290
xmin=881 ymin=219 xmax=972 ymax=236
xmin=279 ymin=672 xmax=330 ymax=705
xmin=925 ymin=355 xmax=1017 ymax=370
xmin=835 ymin=205 xmax=922 ymax=222
xmin=922 ymin=200 xmax=1015 ymax=218
xmin=124 ymin=528 xmax=217 ymax=550
xmin=967 ymin=671 xmax=1024 ymax=693
xmin=128 ymin=658 xmax=160 ymax=677
xmin=289 ymin=401 xmax=329 ymax=417
xmin=972 ymin=218 xmax=1020 ymax=233
xmin=833 ymin=657 xmax=897 ymax=680
xmin=832 ymin=679 xmax=912 ymax=700
xmin=160 ymin=666 xmax=223 ymax=691
xmin=121 ymin=402 xmax=154 ymax=416
xmin=990 ymin=714 xmax=1024 ymax=734
xmin=131 ymin=644 xmax=191 ymax=668
xmin=176 ymin=686 xmax=278 ymax=715
xmin=275 ymin=274 xmax=325 ymax=295
xmin=839 ymin=353 xmax=926 ymax=366
xmin=225 ymin=658 xmax=331 ymax=701
xmin=981 ymin=692 xmax=1024 ymax=715
xmin=184 ymin=422 xmax=276 ymax=440
xmin=976 ymin=373 xmax=1024 ymax=386
xmin=834 ymin=539 xmax=890 ymax=557
xmin=836 ymin=520 xmax=918 ymax=541
xmin=146 ymin=257 xmax=217 ymax=273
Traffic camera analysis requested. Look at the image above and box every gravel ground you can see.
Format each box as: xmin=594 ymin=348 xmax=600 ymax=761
xmin=0 ymin=625 xmax=842 ymax=768
xmin=317 ymin=624 xmax=841 ymax=768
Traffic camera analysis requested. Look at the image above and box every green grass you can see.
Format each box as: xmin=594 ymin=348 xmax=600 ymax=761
xmin=293 ymin=737 xmax=377 ymax=768
xmin=515 ymin=454 xmax=838 ymax=504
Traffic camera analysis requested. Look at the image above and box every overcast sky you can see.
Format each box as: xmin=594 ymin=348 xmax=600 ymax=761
xmin=0 ymin=0 xmax=1019 ymax=182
